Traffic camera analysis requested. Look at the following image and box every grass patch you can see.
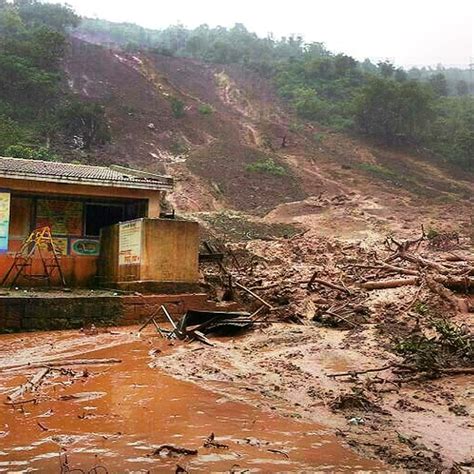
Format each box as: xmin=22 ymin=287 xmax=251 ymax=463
xmin=355 ymin=162 xmax=402 ymax=181
xmin=246 ymin=158 xmax=286 ymax=176
xmin=198 ymin=104 xmax=213 ymax=115
xmin=170 ymin=97 xmax=185 ymax=118
xmin=313 ymin=132 xmax=325 ymax=143
xmin=355 ymin=161 xmax=427 ymax=192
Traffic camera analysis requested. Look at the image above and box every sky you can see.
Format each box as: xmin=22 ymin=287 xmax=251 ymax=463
xmin=60 ymin=0 xmax=473 ymax=68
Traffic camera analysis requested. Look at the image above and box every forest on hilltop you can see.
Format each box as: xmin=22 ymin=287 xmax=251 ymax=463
xmin=0 ymin=1 xmax=472 ymax=171
xmin=78 ymin=19 xmax=474 ymax=170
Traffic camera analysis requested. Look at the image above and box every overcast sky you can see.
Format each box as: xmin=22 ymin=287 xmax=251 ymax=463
xmin=61 ymin=0 xmax=473 ymax=68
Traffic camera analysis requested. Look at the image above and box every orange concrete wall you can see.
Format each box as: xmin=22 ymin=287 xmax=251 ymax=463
xmin=0 ymin=255 xmax=97 ymax=287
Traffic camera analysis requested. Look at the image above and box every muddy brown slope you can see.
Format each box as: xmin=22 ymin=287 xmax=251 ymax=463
xmin=63 ymin=37 xmax=473 ymax=218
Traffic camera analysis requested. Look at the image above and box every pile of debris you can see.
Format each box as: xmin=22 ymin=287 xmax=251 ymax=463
xmin=201 ymin=227 xmax=473 ymax=327
xmin=138 ymin=304 xmax=270 ymax=346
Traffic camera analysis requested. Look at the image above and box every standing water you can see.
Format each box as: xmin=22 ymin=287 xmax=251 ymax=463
xmin=0 ymin=329 xmax=382 ymax=472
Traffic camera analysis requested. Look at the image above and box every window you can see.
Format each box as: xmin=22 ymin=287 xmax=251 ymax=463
xmin=85 ymin=203 xmax=124 ymax=237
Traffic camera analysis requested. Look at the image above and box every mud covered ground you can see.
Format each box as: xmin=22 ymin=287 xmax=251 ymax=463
xmin=0 ymin=329 xmax=383 ymax=472
xmin=185 ymin=208 xmax=474 ymax=472
xmin=157 ymin=324 xmax=473 ymax=472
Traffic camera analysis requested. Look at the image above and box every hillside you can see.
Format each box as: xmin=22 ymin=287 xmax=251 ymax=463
xmin=1 ymin=7 xmax=473 ymax=472
xmin=63 ymin=36 xmax=473 ymax=241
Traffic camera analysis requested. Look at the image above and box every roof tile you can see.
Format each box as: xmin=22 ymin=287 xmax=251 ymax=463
xmin=0 ymin=157 xmax=173 ymax=191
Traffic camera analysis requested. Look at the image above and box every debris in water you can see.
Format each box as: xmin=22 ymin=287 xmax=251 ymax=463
xmin=151 ymin=445 xmax=198 ymax=457
xmin=203 ymin=432 xmax=229 ymax=449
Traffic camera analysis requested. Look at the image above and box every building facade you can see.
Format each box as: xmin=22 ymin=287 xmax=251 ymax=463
xmin=0 ymin=157 xmax=173 ymax=287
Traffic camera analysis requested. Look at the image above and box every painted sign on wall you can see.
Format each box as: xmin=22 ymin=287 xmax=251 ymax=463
xmin=0 ymin=192 xmax=10 ymax=253
xmin=119 ymin=220 xmax=142 ymax=265
xmin=36 ymin=199 xmax=83 ymax=236
xmin=71 ymin=238 xmax=100 ymax=257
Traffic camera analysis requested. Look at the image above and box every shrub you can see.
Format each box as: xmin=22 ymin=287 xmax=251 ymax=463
xmin=5 ymin=144 xmax=58 ymax=161
xmin=33 ymin=147 xmax=59 ymax=161
xmin=5 ymin=144 xmax=33 ymax=158
xmin=313 ymin=132 xmax=325 ymax=143
xmin=170 ymin=97 xmax=185 ymax=118
xmin=395 ymin=320 xmax=473 ymax=371
xmin=246 ymin=158 xmax=286 ymax=176
xmin=198 ymin=103 xmax=213 ymax=115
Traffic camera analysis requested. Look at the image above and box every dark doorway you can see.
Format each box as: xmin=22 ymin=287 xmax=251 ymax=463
xmin=85 ymin=203 xmax=124 ymax=237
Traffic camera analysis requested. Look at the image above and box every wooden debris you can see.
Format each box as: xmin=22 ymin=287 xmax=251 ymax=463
xmin=361 ymin=277 xmax=419 ymax=290
xmin=234 ymin=281 xmax=273 ymax=309
xmin=307 ymin=274 xmax=351 ymax=294
xmin=323 ymin=310 xmax=359 ymax=328
xmin=204 ymin=432 xmax=229 ymax=449
xmin=8 ymin=367 xmax=50 ymax=401
xmin=138 ymin=305 xmax=166 ymax=337
xmin=328 ymin=364 xmax=396 ymax=378
xmin=1 ymin=358 xmax=122 ymax=372
xmin=188 ymin=330 xmax=215 ymax=347
xmin=152 ymin=445 xmax=198 ymax=457
xmin=3 ymin=397 xmax=38 ymax=406
xmin=267 ymin=448 xmax=290 ymax=458
xmin=361 ymin=275 xmax=473 ymax=291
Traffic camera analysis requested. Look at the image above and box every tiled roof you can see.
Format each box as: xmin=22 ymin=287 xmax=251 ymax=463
xmin=0 ymin=157 xmax=173 ymax=191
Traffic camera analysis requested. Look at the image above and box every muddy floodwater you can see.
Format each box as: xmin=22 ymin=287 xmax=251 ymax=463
xmin=0 ymin=329 xmax=382 ymax=472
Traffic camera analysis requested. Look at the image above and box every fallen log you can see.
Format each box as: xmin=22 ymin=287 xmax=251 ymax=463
xmin=361 ymin=276 xmax=473 ymax=291
xmin=152 ymin=445 xmax=198 ymax=457
xmin=377 ymin=262 xmax=420 ymax=276
xmin=425 ymin=276 xmax=459 ymax=309
xmin=328 ymin=364 xmax=396 ymax=378
xmin=8 ymin=367 xmax=50 ymax=401
xmin=361 ymin=277 xmax=419 ymax=290
xmin=235 ymin=281 xmax=273 ymax=309
xmin=433 ymin=275 xmax=474 ymax=291
xmin=397 ymin=253 xmax=451 ymax=274
xmin=0 ymin=358 xmax=122 ymax=372
xmin=307 ymin=274 xmax=351 ymax=294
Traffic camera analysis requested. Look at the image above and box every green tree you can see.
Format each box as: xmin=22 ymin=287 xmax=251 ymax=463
xmin=428 ymin=97 xmax=474 ymax=169
xmin=355 ymin=77 xmax=434 ymax=144
xmin=378 ymin=60 xmax=395 ymax=78
xmin=429 ymin=73 xmax=448 ymax=96
xmin=58 ymin=101 xmax=110 ymax=150
xmin=456 ymin=80 xmax=469 ymax=96
xmin=0 ymin=116 xmax=23 ymax=153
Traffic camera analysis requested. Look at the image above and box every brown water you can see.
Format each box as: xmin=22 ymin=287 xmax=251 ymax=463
xmin=0 ymin=330 xmax=382 ymax=472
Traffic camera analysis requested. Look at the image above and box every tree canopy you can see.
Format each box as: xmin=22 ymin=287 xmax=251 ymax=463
xmin=0 ymin=1 xmax=111 ymax=158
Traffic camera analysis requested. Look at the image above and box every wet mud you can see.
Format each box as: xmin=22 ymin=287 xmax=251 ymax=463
xmin=0 ymin=329 xmax=382 ymax=472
